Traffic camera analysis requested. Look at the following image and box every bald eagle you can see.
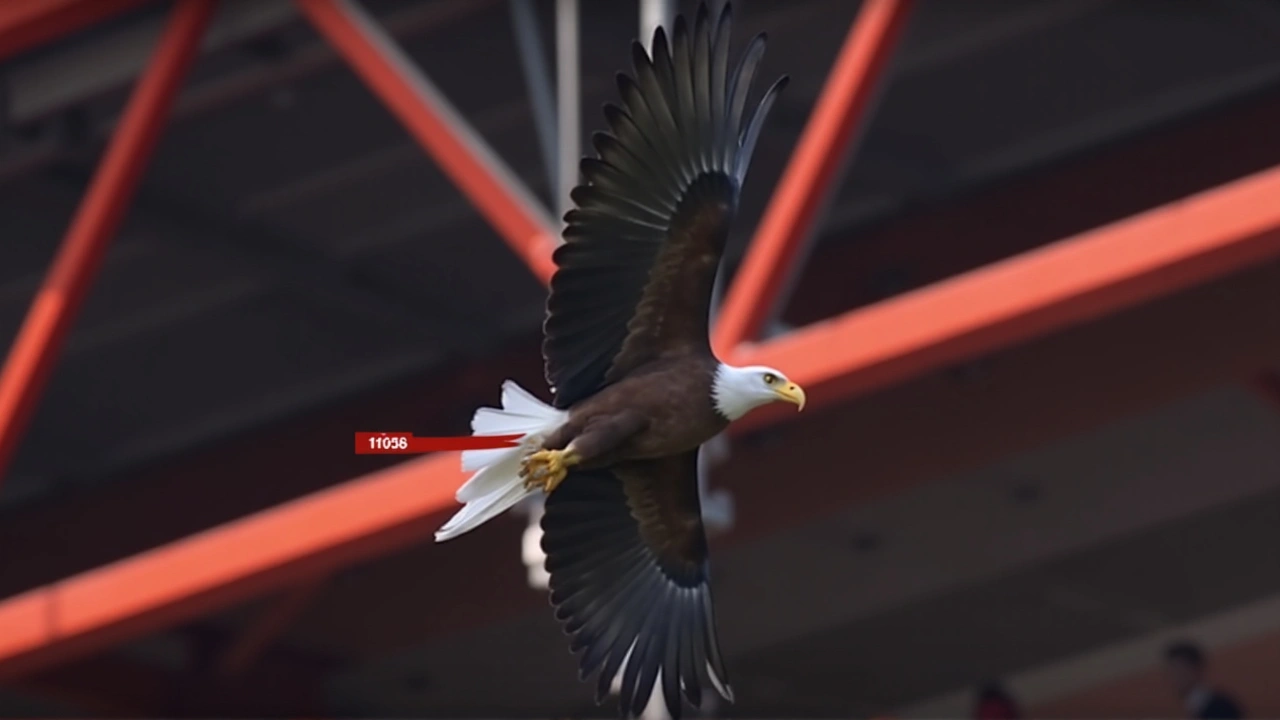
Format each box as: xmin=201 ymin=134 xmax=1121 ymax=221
xmin=435 ymin=2 xmax=798 ymax=717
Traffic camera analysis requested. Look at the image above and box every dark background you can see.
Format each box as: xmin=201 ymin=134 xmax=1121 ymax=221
xmin=2 ymin=0 xmax=1280 ymax=716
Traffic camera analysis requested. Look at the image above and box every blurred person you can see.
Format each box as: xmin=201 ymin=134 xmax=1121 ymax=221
xmin=1164 ymin=640 xmax=1243 ymax=719
xmin=973 ymin=681 xmax=1021 ymax=720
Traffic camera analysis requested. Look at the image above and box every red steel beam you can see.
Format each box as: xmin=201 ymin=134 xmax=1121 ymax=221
xmin=0 ymin=0 xmax=216 ymax=485
xmin=159 ymin=22 xmax=562 ymax=651
xmin=296 ymin=0 xmax=559 ymax=284
xmin=0 ymin=452 xmax=461 ymax=680
xmin=0 ymin=0 xmax=157 ymax=62
xmin=5 ymin=157 xmax=1280 ymax=678
xmin=712 ymin=0 xmax=914 ymax=355
xmin=729 ymin=161 xmax=1280 ymax=430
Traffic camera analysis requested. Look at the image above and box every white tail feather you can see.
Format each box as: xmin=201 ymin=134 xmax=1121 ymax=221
xmin=434 ymin=380 xmax=567 ymax=543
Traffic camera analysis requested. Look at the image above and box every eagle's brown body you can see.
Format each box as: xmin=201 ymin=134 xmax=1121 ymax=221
xmin=543 ymin=353 xmax=726 ymax=468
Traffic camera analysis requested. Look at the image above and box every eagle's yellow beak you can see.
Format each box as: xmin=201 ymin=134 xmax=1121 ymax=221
xmin=774 ymin=381 xmax=806 ymax=411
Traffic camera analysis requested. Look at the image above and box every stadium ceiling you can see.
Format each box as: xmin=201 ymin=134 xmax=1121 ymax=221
xmin=4 ymin=0 xmax=1280 ymax=715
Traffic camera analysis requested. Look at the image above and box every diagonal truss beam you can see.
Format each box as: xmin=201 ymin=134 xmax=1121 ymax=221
xmin=6 ymin=155 xmax=1280 ymax=679
xmin=0 ymin=0 xmax=217 ymax=485
xmin=296 ymin=0 xmax=560 ymax=284
xmin=728 ymin=160 xmax=1280 ymax=429
xmin=712 ymin=0 xmax=914 ymax=356
xmin=0 ymin=452 xmax=462 ymax=681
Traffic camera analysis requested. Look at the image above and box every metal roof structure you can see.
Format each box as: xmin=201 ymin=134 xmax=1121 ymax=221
xmin=3 ymin=0 xmax=1280 ymax=716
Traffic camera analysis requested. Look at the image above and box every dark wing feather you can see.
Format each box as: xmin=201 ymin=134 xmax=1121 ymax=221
xmin=542 ymin=450 xmax=731 ymax=719
xmin=543 ymin=1 xmax=789 ymax=408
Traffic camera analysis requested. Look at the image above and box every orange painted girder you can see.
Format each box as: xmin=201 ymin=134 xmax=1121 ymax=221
xmin=5 ymin=161 xmax=1280 ymax=678
xmin=0 ymin=452 xmax=461 ymax=680
xmin=712 ymin=0 xmax=914 ymax=354
xmin=0 ymin=0 xmax=216 ymax=485
xmin=0 ymin=0 xmax=157 ymax=62
xmin=730 ymin=160 xmax=1280 ymax=429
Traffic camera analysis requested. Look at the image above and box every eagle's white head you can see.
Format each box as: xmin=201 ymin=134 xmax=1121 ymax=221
xmin=711 ymin=364 xmax=806 ymax=421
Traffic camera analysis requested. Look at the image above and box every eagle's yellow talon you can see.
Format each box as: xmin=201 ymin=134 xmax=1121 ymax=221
xmin=520 ymin=449 xmax=576 ymax=493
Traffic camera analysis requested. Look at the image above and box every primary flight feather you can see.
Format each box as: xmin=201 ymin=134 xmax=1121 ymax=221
xmin=435 ymin=3 xmax=798 ymax=717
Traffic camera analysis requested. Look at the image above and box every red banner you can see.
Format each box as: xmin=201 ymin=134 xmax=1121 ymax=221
xmin=354 ymin=432 xmax=522 ymax=455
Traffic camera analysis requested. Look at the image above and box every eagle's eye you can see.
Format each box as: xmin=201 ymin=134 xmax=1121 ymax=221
xmin=762 ymin=372 xmax=777 ymax=385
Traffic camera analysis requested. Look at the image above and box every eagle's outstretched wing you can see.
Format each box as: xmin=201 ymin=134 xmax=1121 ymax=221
xmin=542 ymin=2 xmax=788 ymax=409
xmin=541 ymin=450 xmax=730 ymax=718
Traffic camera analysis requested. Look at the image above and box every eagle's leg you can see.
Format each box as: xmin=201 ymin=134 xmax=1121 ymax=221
xmin=520 ymin=447 xmax=580 ymax=493
xmin=522 ymin=410 xmax=647 ymax=493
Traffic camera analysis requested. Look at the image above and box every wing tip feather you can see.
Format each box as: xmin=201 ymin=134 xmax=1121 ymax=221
xmin=542 ymin=466 xmax=732 ymax=720
xmin=544 ymin=0 xmax=787 ymax=409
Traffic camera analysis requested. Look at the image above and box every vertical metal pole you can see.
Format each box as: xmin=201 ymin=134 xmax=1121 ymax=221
xmin=555 ymin=0 xmax=580 ymax=222
xmin=509 ymin=0 xmax=559 ymax=196
xmin=0 ymin=0 xmax=217 ymax=484
xmin=517 ymin=0 xmax=582 ymax=593
xmin=644 ymin=0 xmax=729 ymax=537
